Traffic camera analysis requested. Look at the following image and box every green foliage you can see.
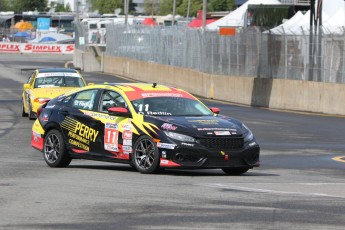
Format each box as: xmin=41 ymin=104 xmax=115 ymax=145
xmin=0 ymin=0 xmax=10 ymax=11
xmin=9 ymin=0 xmax=47 ymax=12
xmin=91 ymin=0 xmax=124 ymax=14
xmin=177 ymin=0 xmax=202 ymax=17
xmin=65 ymin=3 xmax=71 ymax=12
xmin=55 ymin=3 xmax=70 ymax=12
xmin=208 ymin=0 xmax=234 ymax=12
xmin=157 ymin=0 xmax=234 ymax=17
xmin=143 ymin=0 xmax=159 ymax=16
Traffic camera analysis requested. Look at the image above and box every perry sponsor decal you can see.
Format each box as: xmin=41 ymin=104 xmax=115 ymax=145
xmin=157 ymin=142 xmax=176 ymax=149
xmin=60 ymin=117 xmax=99 ymax=151
xmin=0 ymin=42 xmax=74 ymax=54
xmin=161 ymin=123 xmax=177 ymax=130
xmin=104 ymin=123 xmax=119 ymax=152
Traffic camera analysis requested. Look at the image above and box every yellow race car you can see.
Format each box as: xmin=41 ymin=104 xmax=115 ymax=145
xmin=22 ymin=68 xmax=86 ymax=120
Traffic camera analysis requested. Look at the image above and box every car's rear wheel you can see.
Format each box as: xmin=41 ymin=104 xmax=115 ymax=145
xmin=28 ymin=102 xmax=35 ymax=120
xmin=21 ymin=99 xmax=27 ymax=117
xmin=43 ymin=130 xmax=71 ymax=167
xmin=222 ymin=168 xmax=249 ymax=175
xmin=132 ymin=135 xmax=160 ymax=174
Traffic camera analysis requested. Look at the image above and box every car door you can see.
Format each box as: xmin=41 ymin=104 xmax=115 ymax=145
xmin=88 ymin=89 xmax=133 ymax=161
xmin=58 ymin=88 xmax=103 ymax=157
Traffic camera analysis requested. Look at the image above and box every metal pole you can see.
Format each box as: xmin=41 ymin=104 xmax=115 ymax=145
xmin=186 ymin=0 xmax=191 ymax=22
xmin=124 ymin=0 xmax=129 ymax=25
xmin=172 ymin=0 xmax=176 ymax=26
xmin=76 ymin=1 xmax=80 ymax=22
xmin=317 ymin=0 xmax=323 ymax=82
xmin=202 ymin=0 xmax=207 ymax=30
xmin=308 ymin=0 xmax=315 ymax=81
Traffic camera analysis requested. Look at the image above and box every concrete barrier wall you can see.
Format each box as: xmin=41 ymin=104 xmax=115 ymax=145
xmin=102 ymin=55 xmax=345 ymax=116
xmin=74 ymin=48 xmax=101 ymax=72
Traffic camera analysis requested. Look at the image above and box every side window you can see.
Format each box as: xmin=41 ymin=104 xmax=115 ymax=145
xmin=71 ymin=89 xmax=98 ymax=110
xmin=99 ymin=90 xmax=127 ymax=113
xmin=62 ymin=96 xmax=72 ymax=104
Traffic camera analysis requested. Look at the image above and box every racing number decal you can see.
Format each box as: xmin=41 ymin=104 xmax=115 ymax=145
xmin=104 ymin=123 xmax=119 ymax=152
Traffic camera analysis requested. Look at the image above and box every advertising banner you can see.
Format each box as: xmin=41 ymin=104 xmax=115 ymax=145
xmin=0 ymin=42 xmax=74 ymax=54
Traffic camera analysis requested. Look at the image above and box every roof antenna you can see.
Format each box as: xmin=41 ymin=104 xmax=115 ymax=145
xmin=152 ymin=83 xmax=157 ymax=88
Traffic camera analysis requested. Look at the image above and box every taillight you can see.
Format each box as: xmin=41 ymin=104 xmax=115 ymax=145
xmin=37 ymin=105 xmax=44 ymax=117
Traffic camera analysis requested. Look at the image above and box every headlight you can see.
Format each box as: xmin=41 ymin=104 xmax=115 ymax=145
xmin=164 ymin=131 xmax=195 ymax=142
xmin=242 ymin=124 xmax=254 ymax=142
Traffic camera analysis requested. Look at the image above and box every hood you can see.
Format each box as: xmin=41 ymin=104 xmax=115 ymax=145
xmin=145 ymin=115 xmax=244 ymax=137
xmin=31 ymin=87 xmax=75 ymax=99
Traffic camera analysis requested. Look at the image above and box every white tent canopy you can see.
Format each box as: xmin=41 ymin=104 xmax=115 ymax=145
xmin=267 ymin=0 xmax=345 ymax=35
xmin=206 ymin=0 xmax=282 ymax=31
xmin=29 ymin=32 xmax=73 ymax=43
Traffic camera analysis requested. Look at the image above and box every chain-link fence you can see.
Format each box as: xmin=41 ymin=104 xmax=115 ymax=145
xmin=75 ymin=22 xmax=345 ymax=84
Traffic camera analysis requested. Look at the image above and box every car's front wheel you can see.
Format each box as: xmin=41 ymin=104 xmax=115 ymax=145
xmin=222 ymin=168 xmax=249 ymax=175
xmin=132 ymin=135 xmax=160 ymax=174
xmin=43 ymin=130 xmax=71 ymax=167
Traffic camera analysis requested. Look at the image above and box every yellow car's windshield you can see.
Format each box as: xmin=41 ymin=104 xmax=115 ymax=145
xmin=34 ymin=76 xmax=85 ymax=88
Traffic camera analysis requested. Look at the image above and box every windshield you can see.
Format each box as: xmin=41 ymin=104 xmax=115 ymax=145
xmin=131 ymin=97 xmax=213 ymax=116
xmin=34 ymin=76 xmax=85 ymax=88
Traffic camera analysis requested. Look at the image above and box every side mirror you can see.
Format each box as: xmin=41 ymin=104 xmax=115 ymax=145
xmin=210 ymin=107 xmax=220 ymax=114
xmin=23 ymin=84 xmax=30 ymax=90
xmin=108 ymin=107 xmax=132 ymax=118
xmin=88 ymin=83 xmax=94 ymax=86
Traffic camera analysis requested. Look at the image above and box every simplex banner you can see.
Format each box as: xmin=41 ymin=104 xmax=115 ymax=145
xmin=0 ymin=43 xmax=74 ymax=54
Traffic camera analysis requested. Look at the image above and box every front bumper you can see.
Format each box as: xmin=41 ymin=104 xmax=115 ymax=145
xmin=159 ymin=144 xmax=260 ymax=169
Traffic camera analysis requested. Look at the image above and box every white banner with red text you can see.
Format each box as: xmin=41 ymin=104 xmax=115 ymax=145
xmin=0 ymin=42 xmax=74 ymax=54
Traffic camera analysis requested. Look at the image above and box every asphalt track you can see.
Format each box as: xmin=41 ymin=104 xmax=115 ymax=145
xmin=0 ymin=54 xmax=345 ymax=230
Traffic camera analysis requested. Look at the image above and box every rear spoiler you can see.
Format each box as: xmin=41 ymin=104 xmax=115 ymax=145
xmin=20 ymin=67 xmax=82 ymax=73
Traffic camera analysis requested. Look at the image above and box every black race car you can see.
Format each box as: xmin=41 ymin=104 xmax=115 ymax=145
xmin=32 ymin=83 xmax=260 ymax=174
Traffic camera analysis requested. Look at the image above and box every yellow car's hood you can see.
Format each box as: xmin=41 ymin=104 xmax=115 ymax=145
xmin=30 ymin=87 xmax=76 ymax=99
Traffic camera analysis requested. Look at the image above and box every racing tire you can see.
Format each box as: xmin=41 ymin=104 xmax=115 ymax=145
xmin=43 ymin=130 xmax=72 ymax=168
xmin=28 ymin=103 xmax=35 ymax=120
xmin=132 ymin=135 xmax=160 ymax=174
xmin=222 ymin=168 xmax=249 ymax=176
xmin=21 ymin=100 xmax=28 ymax=117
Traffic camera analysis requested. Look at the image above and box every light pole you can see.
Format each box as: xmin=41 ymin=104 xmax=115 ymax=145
xmin=124 ymin=0 xmax=129 ymax=25
xmin=202 ymin=0 xmax=207 ymax=30
xmin=172 ymin=0 xmax=176 ymax=26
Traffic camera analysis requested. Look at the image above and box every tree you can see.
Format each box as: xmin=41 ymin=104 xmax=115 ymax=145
xmin=176 ymin=0 xmax=202 ymax=17
xmin=91 ymin=0 xmax=123 ymax=14
xmin=55 ymin=3 xmax=71 ymax=12
xmin=0 ymin=0 xmax=10 ymax=11
xmin=143 ymin=0 xmax=159 ymax=16
xmin=208 ymin=0 xmax=234 ymax=12
xmin=10 ymin=0 xmax=47 ymax=12
xmin=65 ymin=3 xmax=71 ymax=12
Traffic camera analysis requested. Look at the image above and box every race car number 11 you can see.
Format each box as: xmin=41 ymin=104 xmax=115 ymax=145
xmin=104 ymin=123 xmax=119 ymax=152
